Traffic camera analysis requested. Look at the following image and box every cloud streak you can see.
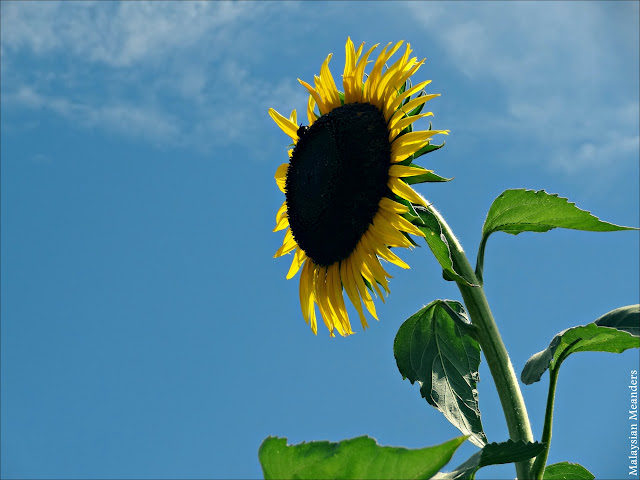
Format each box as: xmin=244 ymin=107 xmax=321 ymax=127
xmin=1 ymin=1 xmax=304 ymax=154
xmin=408 ymin=1 xmax=639 ymax=174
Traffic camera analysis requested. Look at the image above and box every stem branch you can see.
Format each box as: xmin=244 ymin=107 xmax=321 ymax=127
xmin=530 ymin=339 xmax=578 ymax=479
xmin=530 ymin=366 xmax=559 ymax=479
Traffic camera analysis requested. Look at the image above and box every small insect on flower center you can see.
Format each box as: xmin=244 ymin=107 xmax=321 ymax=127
xmin=285 ymin=103 xmax=391 ymax=267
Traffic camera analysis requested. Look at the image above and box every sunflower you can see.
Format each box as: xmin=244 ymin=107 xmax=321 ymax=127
xmin=269 ymin=38 xmax=448 ymax=337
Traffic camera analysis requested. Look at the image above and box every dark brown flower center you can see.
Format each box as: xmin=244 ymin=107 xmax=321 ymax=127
xmin=285 ymin=103 xmax=391 ymax=267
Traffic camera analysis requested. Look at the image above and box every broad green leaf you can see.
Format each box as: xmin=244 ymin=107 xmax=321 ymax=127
xmin=433 ymin=440 xmax=545 ymax=479
xmin=258 ymin=435 xmax=467 ymax=480
xmin=475 ymin=189 xmax=637 ymax=283
xmin=542 ymin=462 xmax=594 ymax=480
xmin=410 ymin=206 xmax=476 ymax=287
xmin=521 ymin=305 xmax=640 ymax=385
xmin=394 ymin=300 xmax=487 ymax=447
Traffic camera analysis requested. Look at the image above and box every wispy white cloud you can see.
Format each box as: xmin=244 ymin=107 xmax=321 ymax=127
xmin=3 ymin=0 xmax=638 ymax=175
xmin=408 ymin=1 xmax=639 ymax=174
xmin=2 ymin=1 xmax=254 ymax=67
xmin=6 ymin=86 xmax=182 ymax=144
xmin=1 ymin=1 xmax=304 ymax=154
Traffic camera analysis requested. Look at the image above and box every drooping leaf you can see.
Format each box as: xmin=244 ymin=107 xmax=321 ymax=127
xmin=410 ymin=206 xmax=476 ymax=287
xmin=433 ymin=440 xmax=545 ymax=479
xmin=258 ymin=435 xmax=467 ymax=480
xmin=394 ymin=300 xmax=487 ymax=447
xmin=521 ymin=305 xmax=640 ymax=385
xmin=542 ymin=461 xmax=594 ymax=480
xmin=475 ymin=189 xmax=637 ymax=283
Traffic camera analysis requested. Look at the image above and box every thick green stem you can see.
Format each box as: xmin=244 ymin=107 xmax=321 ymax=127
xmin=430 ymin=206 xmax=534 ymax=479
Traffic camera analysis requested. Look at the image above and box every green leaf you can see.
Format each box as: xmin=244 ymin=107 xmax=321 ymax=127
xmin=433 ymin=440 xmax=545 ymax=479
xmin=394 ymin=300 xmax=487 ymax=448
xmin=404 ymin=164 xmax=453 ymax=185
xmin=521 ymin=305 xmax=640 ymax=385
xmin=475 ymin=189 xmax=638 ymax=283
xmin=542 ymin=462 xmax=594 ymax=480
xmin=258 ymin=435 xmax=467 ymax=480
xmin=411 ymin=206 xmax=477 ymax=287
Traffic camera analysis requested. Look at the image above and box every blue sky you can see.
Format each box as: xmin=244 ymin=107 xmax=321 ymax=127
xmin=1 ymin=1 xmax=638 ymax=479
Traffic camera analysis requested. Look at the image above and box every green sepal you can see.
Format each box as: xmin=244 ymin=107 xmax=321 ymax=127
xmin=362 ymin=276 xmax=389 ymax=298
xmin=396 ymin=141 xmax=447 ymax=166
xmin=392 ymin=193 xmax=420 ymax=219
xmin=259 ymin=435 xmax=468 ymax=480
xmin=401 ymin=78 xmax=412 ymax=107
xmin=408 ymin=90 xmax=427 ymax=116
xmin=398 ymin=79 xmax=407 ymax=96
xmin=404 ymin=164 xmax=453 ymax=185
xmin=411 ymin=206 xmax=477 ymax=287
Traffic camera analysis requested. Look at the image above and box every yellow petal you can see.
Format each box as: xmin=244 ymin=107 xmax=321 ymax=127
xmin=374 ymin=43 xmax=411 ymax=106
xmin=349 ymin=254 xmax=378 ymax=320
xmin=388 ymin=176 xmax=429 ymax=208
xmin=340 ymin=258 xmax=368 ymax=329
xmin=379 ymin=47 xmax=413 ymax=102
xmin=383 ymin=60 xmax=424 ymax=119
xmin=364 ymin=41 xmax=402 ymax=105
xmin=306 ymin=94 xmax=317 ymax=125
xmin=298 ymin=78 xmax=328 ymax=116
xmin=274 ymin=228 xmax=297 ymax=258
xmin=343 ymin=38 xmax=359 ymax=103
xmin=378 ymin=207 xmax=425 ymax=238
xmin=299 ymin=259 xmax=314 ymax=324
xmin=388 ymin=112 xmax=433 ymax=141
xmin=328 ymin=263 xmax=352 ymax=334
xmin=353 ymin=44 xmax=379 ymax=102
xmin=370 ymin=216 xmax=414 ymax=248
xmin=317 ymin=267 xmax=345 ymax=336
xmin=389 ymin=93 xmax=440 ymax=124
xmin=365 ymin=230 xmax=410 ymax=269
xmin=268 ymin=108 xmax=299 ymax=142
xmin=319 ymin=53 xmax=341 ymax=112
xmin=388 ymin=164 xmax=433 ymax=178
xmin=313 ymin=267 xmax=332 ymax=332
xmin=387 ymin=80 xmax=432 ymax=115
xmin=358 ymin=237 xmax=391 ymax=296
xmin=379 ymin=196 xmax=409 ymax=214
xmin=274 ymin=163 xmax=288 ymax=193
xmin=392 ymin=130 xmax=442 ymax=150
xmin=275 ymin=201 xmax=288 ymax=223
xmin=352 ymin=240 xmax=387 ymax=299
xmin=273 ymin=214 xmax=288 ymax=232
xmin=286 ymin=247 xmax=307 ymax=279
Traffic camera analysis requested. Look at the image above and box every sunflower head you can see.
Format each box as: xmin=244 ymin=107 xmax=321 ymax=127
xmin=269 ymin=38 xmax=448 ymax=337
